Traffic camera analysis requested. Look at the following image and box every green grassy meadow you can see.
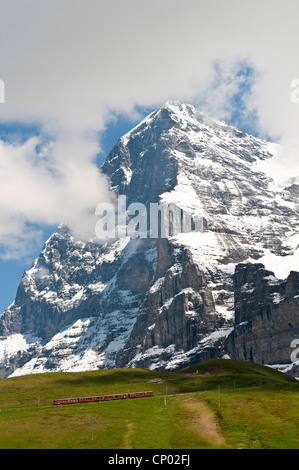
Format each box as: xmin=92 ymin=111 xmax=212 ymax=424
xmin=0 ymin=359 xmax=298 ymax=449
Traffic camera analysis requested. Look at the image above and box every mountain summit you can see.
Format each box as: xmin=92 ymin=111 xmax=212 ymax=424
xmin=1 ymin=102 xmax=299 ymax=378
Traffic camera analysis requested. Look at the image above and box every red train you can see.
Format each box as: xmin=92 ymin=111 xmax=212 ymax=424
xmin=53 ymin=390 xmax=154 ymax=405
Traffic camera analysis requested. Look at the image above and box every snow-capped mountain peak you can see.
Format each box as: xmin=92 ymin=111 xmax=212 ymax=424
xmin=1 ymin=102 xmax=299 ymax=378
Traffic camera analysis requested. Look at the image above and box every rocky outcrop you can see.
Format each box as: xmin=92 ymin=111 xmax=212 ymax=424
xmin=0 ymin=234 xmax=159 ymax=378
xmin=225 ymin=263 xmax=299 ymax=367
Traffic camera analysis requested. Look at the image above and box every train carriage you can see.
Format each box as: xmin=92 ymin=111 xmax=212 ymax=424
xmin=53 ymin=391 xmax=153 ymax=405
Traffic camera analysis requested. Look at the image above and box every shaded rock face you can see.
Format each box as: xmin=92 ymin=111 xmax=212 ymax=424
xmin=1 ymin=101 xmax=299 ymax=378
xmin=101 ymin=107 xmax=179 ymax=207
xmin=116 ymin=238 xmax=225 ymax=370
xmin=225 ymin=263 xmax=299 ymax=368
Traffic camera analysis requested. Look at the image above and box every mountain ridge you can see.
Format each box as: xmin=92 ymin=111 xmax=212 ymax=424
xmin=0 ymin=101 xmax=299 ymax=378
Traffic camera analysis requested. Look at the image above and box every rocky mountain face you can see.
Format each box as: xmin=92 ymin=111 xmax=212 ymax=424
xmin=225 ymin=263 xmax=299 ymax=376
xmin=0 ymin=101 xmax=299 ymax=378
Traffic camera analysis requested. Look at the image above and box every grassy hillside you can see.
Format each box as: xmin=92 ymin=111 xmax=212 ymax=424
xmin=0 ymin=359 xmax=298 ymax=449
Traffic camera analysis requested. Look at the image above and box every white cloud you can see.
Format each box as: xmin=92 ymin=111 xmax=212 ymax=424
xmin=0 ymin=134 xmax=112 ymax=259
xmin=0 ymin=0 xmax=299 ymax=258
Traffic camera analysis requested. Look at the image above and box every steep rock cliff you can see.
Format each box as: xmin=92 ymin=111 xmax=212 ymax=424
xmin=225 ymin=263 xmax=299 ymax=375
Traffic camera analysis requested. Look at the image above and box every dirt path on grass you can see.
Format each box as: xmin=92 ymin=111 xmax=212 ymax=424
xmin=123 ymin=421 xmax=134 ymax=449
xmin=181 ymin=396 xmax=226 ymax=447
